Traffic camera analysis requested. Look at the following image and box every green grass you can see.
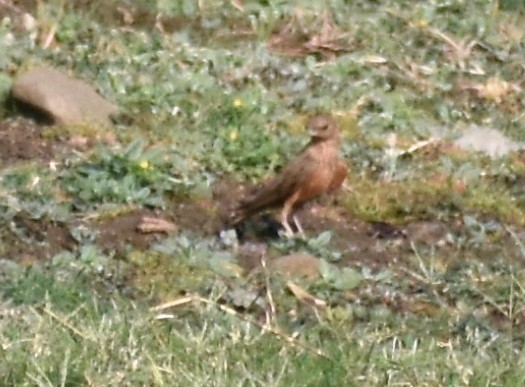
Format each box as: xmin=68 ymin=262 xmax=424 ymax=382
xmin=2 ymin=0 xmax=525 ymax=385
xmin=2 ymin=264 xmax=525 ymax=385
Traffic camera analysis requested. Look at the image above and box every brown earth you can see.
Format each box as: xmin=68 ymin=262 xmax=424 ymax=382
xmin=0 ymin=116 xmax=522 ymax=281
xmin=0 ymin=213 xmax=75 ymax=265
xmin=2 ymin=113 xmax=525 ymax=334
xmin=0 ymin=118 xmax=60 ymax=163
xmin=95 ymin=210 xmax=163 ymax=252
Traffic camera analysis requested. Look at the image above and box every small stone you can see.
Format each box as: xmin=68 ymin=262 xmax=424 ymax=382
xmin=68 ymin=135 xmax=90 ymax=150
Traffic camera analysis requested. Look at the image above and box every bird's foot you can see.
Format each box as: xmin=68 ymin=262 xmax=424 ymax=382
xmin=292 ymin=215 xmax=305 ymax=237
xmin=280 ymin=217 xmax=306 ymax=240
xmin=280 ymin=219 xmax=295 ymax=239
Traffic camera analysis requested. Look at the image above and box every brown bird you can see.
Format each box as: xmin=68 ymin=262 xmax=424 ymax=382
xmin=231 ymin=114 xmax=348 ymax=237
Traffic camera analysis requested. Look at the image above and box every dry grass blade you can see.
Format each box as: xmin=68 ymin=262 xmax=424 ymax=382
xmin=261 ymin=256 xmax=277 ymax=327
xmin=40 ymin=306 xmax=96 ymax=342
xmin=151 ymin=294 xmax=332 ymax=360
xmin=399 ymin=138 xmax=440 ymax=156
xmin=150 ymin=296 xmax=194 ymax=311
xmin=41 ymin=24 xmax=57 ymax=49
xmin=384 ymin=7 xmax=477 ymax=66
xmin=425 ymin=27 xmax=477 ymax=64
xmin=287 ymin=281 xmax=326 ymax=308
xmin=230 ymin=0 xmax=244 ymax=12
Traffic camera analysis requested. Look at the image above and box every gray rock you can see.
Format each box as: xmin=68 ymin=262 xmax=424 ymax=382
xmin=454 ymin=125 xmax=523 ymax=158
xmin=12 ymin=67 xmax=118 ymax=126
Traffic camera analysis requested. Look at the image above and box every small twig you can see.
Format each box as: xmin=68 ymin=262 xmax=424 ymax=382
xmin=287 ymin=281 xmax=327 ymax=308
xmin=41 ymin=23 xmax=57 ymax=49
xmin=399 ymin=137 xmax=440 ymax=156
xmin=150 ymin=296 xmax=194 ymax=311
xmin=425 ymin=27 xmax=472 ymax=54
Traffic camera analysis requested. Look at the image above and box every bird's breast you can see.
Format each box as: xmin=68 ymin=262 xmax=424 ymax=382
xmin=295 ymin=145 xmax=340 ymax=203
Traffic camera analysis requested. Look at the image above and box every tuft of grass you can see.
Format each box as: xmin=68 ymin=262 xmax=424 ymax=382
xmin=345 ymin=175 xmax=525 ymax=225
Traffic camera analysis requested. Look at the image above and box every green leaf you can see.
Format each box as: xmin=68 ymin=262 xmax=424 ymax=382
xmin=124 ymin=140 xmax=146 ymax=161
xmin=308 ymin=231 xmax=332 ymax=248
xmin=320 ymin=260 xmax=363 ymax=290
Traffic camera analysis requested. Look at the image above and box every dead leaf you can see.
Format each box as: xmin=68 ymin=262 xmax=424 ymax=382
xmin=457 ymin=76 xmax=520 ymax=104
xmin=477 ymin=77 xmax=512 ymax=103
xmin=267 ymin=10 xmax=351 ymax=60
xmin=137 ymin=216 xmax=177 ymax=234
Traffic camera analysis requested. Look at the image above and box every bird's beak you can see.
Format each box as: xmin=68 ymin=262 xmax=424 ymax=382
xmin=308 ymin=128 xmax=320 ymax=137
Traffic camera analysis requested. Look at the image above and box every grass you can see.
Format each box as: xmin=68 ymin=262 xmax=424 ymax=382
xmin=2 ymin=0 xmax=525 ymax=385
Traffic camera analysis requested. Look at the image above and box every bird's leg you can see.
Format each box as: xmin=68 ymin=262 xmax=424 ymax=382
xmin=292 ymin=215 xmax=305 ymax=236
xmin=281 ymin=218 xmax=295 ymax=238
xmin=280 ymin=194 xmax=299 ymax=239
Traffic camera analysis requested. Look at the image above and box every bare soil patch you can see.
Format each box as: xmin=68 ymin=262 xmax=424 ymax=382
xmin=1 ymin=213 xmax=75 ymax=264
xmin=95 ymin=210 xmax=162 ymax=252
xmin=212 ymin=177 xmax=403 ymax=269
xmin=0 ymin=118 xmax=60 ymax=163
xmin=95 ymin=197 xmax=217 ymax=252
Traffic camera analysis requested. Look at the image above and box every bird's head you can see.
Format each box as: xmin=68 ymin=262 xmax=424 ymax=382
xmin=307 ymin=114 xmax=340 ymax=142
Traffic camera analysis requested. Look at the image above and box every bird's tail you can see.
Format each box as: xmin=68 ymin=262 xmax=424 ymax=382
xmin=227 ymin=195 xmax=267 ymax=228
xmin=227 ymin=207 xmax=243 ymax=227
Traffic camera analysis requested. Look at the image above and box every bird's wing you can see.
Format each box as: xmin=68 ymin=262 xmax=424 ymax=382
xmin=328 ymin=158 xmax=348 ymax=193
xmin=235 ymin=150 xmax=320 ymax=219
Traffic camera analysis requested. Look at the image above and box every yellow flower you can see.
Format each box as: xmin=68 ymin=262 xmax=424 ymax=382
xmin=416 ymin=19 xmax=428 ymax=28
xmin=139 ymin=160 xmax=150 ymax=170
xmin=229 ymin=128 xmax=239 ymax=141
xmin=233 ymin=98 xmax=243 ymax=108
